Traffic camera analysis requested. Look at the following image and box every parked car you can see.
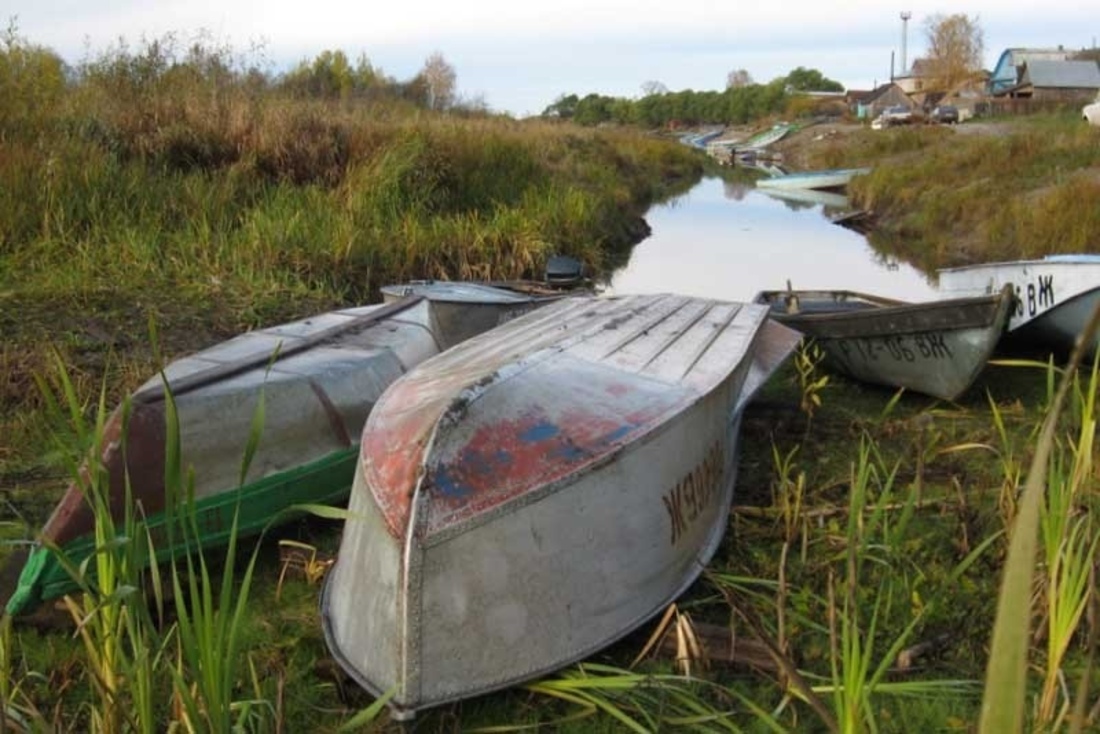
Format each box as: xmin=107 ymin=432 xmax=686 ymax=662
xmin=931 ymin=105 xmax=960 ymax=124
xmin=1084 ymin=98 xmax=1100 ymax=127
xmin=881 ymin=105 xmax=915 ymax=125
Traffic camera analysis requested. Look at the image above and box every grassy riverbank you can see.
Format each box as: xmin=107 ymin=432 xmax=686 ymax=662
xmin=780 ymin=111 xmax=1100 ymax=271
xmin=4 ymin=35 xmax=1100 ymax=729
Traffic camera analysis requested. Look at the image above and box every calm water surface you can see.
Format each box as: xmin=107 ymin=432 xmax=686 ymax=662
xmin=606 ymin=176 xmax=938 ymax=302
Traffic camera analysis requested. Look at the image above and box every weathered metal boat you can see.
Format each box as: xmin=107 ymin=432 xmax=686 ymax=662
xmin=737 ymin=122 xmax=796 ymax=151
xmin=321 ymin=293 xmax=799 ymax=718
xmin=761 ymin=186 xmax=851 ymax=210
xmin=937 ymin=254 xmax=1100 ymax=360
xmin=2 ymin=283 xmax=567 ymax=617
xmin=753 ymin=285 xmax=1015 ymax=400
xmin=756 ymin=167 xmax=871 ymax=191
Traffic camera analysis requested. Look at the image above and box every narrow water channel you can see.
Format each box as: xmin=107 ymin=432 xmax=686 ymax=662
xmin=606 ymin=176 xmax=939 ymax=303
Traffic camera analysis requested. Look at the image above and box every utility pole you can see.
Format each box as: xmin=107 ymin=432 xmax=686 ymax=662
xmin=899 ymin=11 xmax=912 ymax=76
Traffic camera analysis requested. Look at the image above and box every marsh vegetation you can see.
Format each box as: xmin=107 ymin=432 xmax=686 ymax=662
xmin=3 ymin=27 xmax=1100 ymax=733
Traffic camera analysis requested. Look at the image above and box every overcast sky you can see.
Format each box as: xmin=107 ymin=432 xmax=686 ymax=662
xmin=5 ymin=1 xmax=1097 ymax=116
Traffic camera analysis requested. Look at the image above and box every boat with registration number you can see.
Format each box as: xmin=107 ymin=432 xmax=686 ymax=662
xmin=753 ymin=285 xmax=1015 ymax=400
xmin=937 ymin=254 xmax=1100 ymax=361
xmin=321 ymin=293 xmax=799 ymax=718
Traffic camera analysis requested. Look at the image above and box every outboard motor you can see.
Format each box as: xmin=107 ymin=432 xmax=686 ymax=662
xmin=544 ymin=255 xmax=583 ymax=288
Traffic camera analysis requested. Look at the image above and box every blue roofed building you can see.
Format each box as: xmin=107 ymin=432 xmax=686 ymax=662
xmin=989 ymin=47 xmax=1073 ymax=95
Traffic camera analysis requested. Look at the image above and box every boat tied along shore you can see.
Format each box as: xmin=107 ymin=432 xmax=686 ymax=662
xmin=755 ymin=167 xmax=871 ymax=192
xmin=937 ymin=254 xmax=1100 ymax=361
xmin=321 ymin=293 xmax=800 ymax=718
xmin=754 ymin=285 xmax=1015 ymax=400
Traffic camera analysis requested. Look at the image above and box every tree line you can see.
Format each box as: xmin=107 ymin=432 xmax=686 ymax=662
xmin=541 ymin=67 xmax=843 ymax=127
xmin=0 ymin=24 xmax=471 ymax=123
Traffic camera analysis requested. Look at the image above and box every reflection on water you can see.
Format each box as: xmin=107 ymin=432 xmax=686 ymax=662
xmin=606 ymin=176 xmax=938 ymax=302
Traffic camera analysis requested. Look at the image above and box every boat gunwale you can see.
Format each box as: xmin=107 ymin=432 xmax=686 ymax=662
xmin=755 ymin=287 xmax=1013 ymax=340
xmin=937 ymin=254 xmax=1100 ymax=276
xmin=133 ymin=295 xmax=429 ymax=404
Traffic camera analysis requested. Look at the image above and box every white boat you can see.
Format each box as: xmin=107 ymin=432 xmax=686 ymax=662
xmin=937 ymin=254 xmax=1100 ymax=360
xmin=2 ymin=283 xmax=567 ymax=617
xmin=756 ymin=167 xmax=871 ymax=191
xmin=321 ymin=294 xmax=799 ymax=718
xmin=761 ymin=187 xmax=851 ymax=209
xmin=754 ymin=286 xmax=1015 ymax=400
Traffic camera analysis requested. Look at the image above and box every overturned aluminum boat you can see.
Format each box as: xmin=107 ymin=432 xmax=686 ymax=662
xmin=321 ymin=294 xmax=798 ymax=718
xmin=3 ymin=283 xmax=566 ymax=617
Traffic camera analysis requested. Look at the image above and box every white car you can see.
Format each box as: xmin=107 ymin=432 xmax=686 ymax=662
xmin=1085 ymin=98 xmax=1100 ymax=127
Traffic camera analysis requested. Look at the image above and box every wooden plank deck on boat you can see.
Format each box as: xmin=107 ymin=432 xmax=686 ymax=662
xmin=753 ymin=285 xmax=1015 ymax=400
xmin=321 ymin=293 xmax=799 ymax=718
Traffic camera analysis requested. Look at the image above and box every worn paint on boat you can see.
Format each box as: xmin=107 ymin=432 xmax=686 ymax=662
xmin=754 ymin=285 xmax=1015 ymax=400
xmin=2 ymin=285 xmax=564 ymax=617
xmin=321 ymin=294 xmax=798 ymax=718
xmin=937 ymin=255 xmax=1100 ymax=360
xmin=756 ymin=167 xmax=871 ymax=191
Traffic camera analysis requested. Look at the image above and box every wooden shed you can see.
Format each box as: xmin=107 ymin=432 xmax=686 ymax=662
xmin=996 ymin=60 xmax=1100 ymax=102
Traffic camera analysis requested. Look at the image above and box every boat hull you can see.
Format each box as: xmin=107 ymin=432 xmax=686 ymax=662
xmin=762 ymin=187 xmax=850 ymax=209
xmin=380 ymin=280 xmax=572 ymax=349
xmin=756 ymin=167 xmax=870 ymax=191
xmin=3 ymin=287 xmax=560 ymax=616
xmin=321 ymin=294 xmax=797 ymax=717
xmin=755 ymin=287 xmax=1014 ymax=400
xmin=938 ymin=256 xmax=1100 ymax=360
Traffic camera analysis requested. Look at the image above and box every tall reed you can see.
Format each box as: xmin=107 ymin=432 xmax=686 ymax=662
xmin=156 ymin=360 xmax=272 ymax=733
xmin=32 ymin=360 xmax=163 ymax=734
xmin=979 ymin=305 xmax=1100 ymax=732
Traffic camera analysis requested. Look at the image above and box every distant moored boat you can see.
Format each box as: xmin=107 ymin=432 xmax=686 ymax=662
xmin=756 ymin=167 xmax=872 ymax=191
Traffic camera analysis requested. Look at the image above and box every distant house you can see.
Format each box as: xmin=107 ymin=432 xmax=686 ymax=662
xmin=894 ymin=58 xmax=989 ymax=110
xmin=854 ymin=83 xmax=914 ymax=119
xmin=994 ymin=59 xmax=1100 ymax=102
xmin=893 ymin=58 xmax=935 ymax=95
xmin=989 ymin=47 xmax=1072 ymax=95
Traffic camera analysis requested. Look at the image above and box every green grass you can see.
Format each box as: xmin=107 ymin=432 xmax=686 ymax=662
xmin=802 ymin=113 xmax=1100 ymax=270
xmin=4 ymin=339 xmax=1099 ymax=731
